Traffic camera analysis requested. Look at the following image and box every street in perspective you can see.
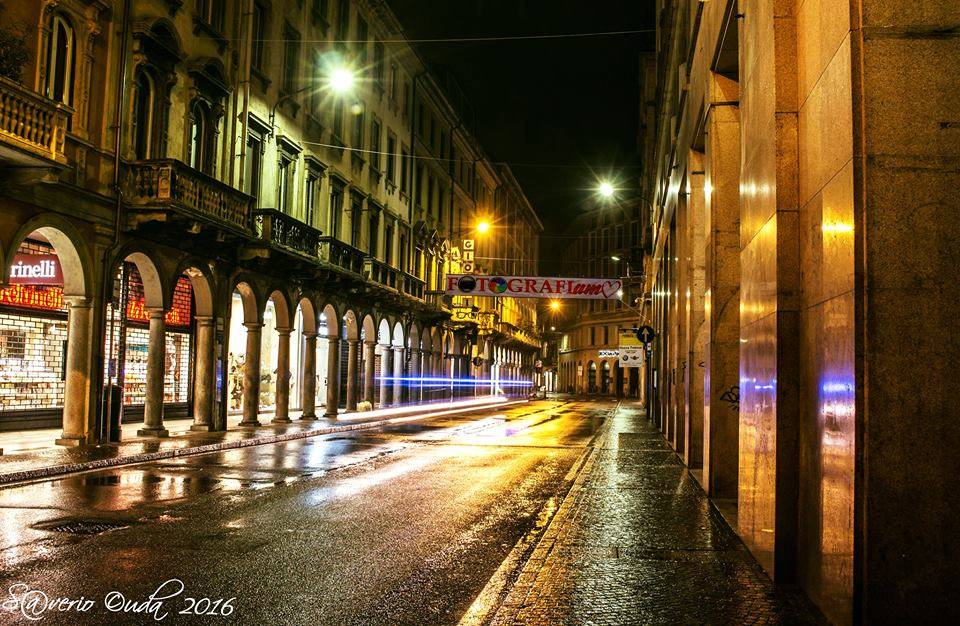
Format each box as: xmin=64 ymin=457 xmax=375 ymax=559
xmin=0 ymin=0 xmax=957 ymax=624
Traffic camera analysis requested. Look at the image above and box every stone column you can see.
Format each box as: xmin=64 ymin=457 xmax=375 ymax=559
xmin=239 ymin=322 xmax=262 ymax=427
xmin=409 ymin=347 xmax=421 ymax=403
xmin=392 ymin=347 xmax=404 ymax=404
xmin=420 ymin=349 xmax=432 ymax=402
xmin=363 ymin=340 xmax=376 ymax=407
xmin=345 ymin=339 xmax=359 ymax=410
xmin=57 ymin=296 xmax=92 ymax=446
xmin=324 ymin=336 xmax=340 ymax=418
xmin=138 ymin=308 xmax=169 ymax=437
xmin=300 ymin=332 xmax=318 ymax=420
xmin=191 ymin=316 xmax=215 ymax=431
xmin=272 ymin=327 xmax=292 ymax=423
xmin=380 ymin=346 xmax=393 ymax=406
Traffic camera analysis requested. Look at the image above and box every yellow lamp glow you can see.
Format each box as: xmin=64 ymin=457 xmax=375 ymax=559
xmin=476 ymin=220 xmax=491 ymax=235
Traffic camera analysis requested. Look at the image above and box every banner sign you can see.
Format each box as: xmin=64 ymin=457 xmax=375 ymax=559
xmin=8 ymin=254 xmax=63 ymax=285
xmin=446 ymin=275 xmax=622 ymax=300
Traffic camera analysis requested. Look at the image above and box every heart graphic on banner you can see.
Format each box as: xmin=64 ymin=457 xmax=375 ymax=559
xmin=602 ymin=280 xmax=622 ymax=299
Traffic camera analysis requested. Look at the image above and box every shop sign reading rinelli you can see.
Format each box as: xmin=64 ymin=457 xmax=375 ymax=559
xmin=445 ymin=275 xmax=623 ymax=300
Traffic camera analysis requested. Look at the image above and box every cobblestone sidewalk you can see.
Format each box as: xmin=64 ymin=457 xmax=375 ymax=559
xmin=488 ymin=405 xmax=825 ymax=625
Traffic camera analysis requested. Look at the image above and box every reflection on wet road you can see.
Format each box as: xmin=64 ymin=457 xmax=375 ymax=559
xmin=0 ymin=400 xmax=609 ymax=625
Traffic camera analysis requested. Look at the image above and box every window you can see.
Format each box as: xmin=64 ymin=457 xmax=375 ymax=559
xmin=414 ymin=246 xmax=422 ymax=275
xmin=333 ymin=100 xmax=344 ymax=139
xmin=251 ymin=3 xmax=267 ymax=72
xmin=305 ymin=167 xmax=320 ymax=227
xmin=308 ymin=50 xmax=322 ymax=115
xmin=189 ymin=100 xmax=214 ymax=174
xmin=312 ymin=0 xmax=329 ymax=22
xmin=400 ymin=148 xmax=410 ymax=193
xmin=45 ymin=13 xmax=75 ymax=105
xmin=352 ymin=102 xmax=364 ymax=148
xmin=403 ymin=82 xmax=410 ymax=118
xmin=427 ymin=175 xmax=434 ymax=214
xmin=197 ymin=0 xmax=225 ymax=32
xmin=399 ymin=232 xmax=408 ymax=272
xmin=373 ymin=42 xmax=385 ymax=90
xmin=368 ymin=208 xmax=379 ymax=257
xmin=132 ymin=69 xmax=156 ymax=159
xmin=590 ymin=327 xmax=596 ymax=346
xmin=282 ymin=24 xmax=300 ymax=96
xmin=277 ymin=152 xmax=295 ymax=213
xmin=369 ymin=118 xmax=381 ymax=171
xmin=329 ymin=180 xmax=344 ymax=238
xmin=244 ymin=129 xmax=264 ymax=203
xmin=384 ymin=222 xmax=394 ymax=265
xmin=439 ymin=131 xmax=446 ymax=159
xmin=616 ymin=224 xmax=624 ymax=248
xmin=389 ymin=64 xmax=399 ymax=102
xmin=336 ymin=0 xmax=349 ymax=48
xmin=386 ymin=134 xmax=396 ymax=182
xmin=350 ymin=194 xmax=362 ymax=247
xmin=415 ymin=164 xmax=423 ymax=205
xmin=355 ymin=16 xmax=368 ymax=63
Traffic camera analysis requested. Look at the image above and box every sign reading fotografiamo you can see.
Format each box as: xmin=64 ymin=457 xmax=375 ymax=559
xmin=446 ymin=275 xmax=623 ymax=300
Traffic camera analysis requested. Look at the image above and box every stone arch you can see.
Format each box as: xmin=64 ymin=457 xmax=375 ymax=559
xmin=267 ymin=289 xmax=293 ymax=330
xmin=123 ymin=251 xmax=166 ymax=309
xmin=342 ymin=309 xmax=359 ymax=340
xmin=232 ymin=280 xmax=260 ymax=324
xmin=392 ymin=321 xmax=405 ymax=347
xmin=175 ymin=262 xmax=215 ymax=318
xmin=5 ymin=216 xmax=93 ymax=298
xmin=296 ymin=295 xmax=319 ymax=335
xmin=360 ymin=313 xmax=377 ymax=342
xmin=320 ymin=302 xmax=340 ymax=337
xmin=377 ymin=318 xmax=392 ymax=345
xmin=407 ymin=321 xmax=421 ymax=349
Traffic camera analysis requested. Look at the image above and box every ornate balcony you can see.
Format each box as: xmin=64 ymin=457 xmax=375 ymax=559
xmin=319 ymin=236 xmax=366 ymax=275
xmin=400 ymin=271 xmax=426 ymax=301
xmin=126 ymin=159 xmax=252 ymax=235
xmin=496 ymin=320 xmax=542 ymax=350
xmin=364 ymin=258 xmax=399 ymax=291
xmin=0 ymin=77 xmax=68 ymax=166
xmin=253 ymin=208 xmax=322 ymax=261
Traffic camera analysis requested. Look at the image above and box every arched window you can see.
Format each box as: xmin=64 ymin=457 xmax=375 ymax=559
xmin=189 ymin=100 xmax=210 ymax=172
xmin=133 ymin=69 xmax=155 ymax=159
xmin=45 ymin=14 xmax=75 ymax=105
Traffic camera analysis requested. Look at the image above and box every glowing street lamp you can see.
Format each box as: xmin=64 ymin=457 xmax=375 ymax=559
xmin=598 ymin=181 xmax=615 ymax=199
xmin=550 ymin=300 xmax=561 ymax=312
xmin=328 ymin=67 xmax=356 ymax=93
xmin=476 ymin=220 xmax=491 ymax=235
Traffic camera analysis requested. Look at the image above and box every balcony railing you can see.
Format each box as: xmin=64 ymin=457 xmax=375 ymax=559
xmin=400 ymin=271 xmax=426 ymax=300
xmin=127 ymin=159 xmax=252 ymax=234
xmin=364 ymin=257 xmax=399 ymax=290
xmin=253 ymin=208 xmax=322 ymax=260
xmin=319 ymin=236 xmax=366 ymax=275
xmin=0 ymin=77 xmax=68 ymax=164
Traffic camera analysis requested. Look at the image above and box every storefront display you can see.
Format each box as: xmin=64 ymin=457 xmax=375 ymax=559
xmin=0 ymin=240 xmax=69 ymax=430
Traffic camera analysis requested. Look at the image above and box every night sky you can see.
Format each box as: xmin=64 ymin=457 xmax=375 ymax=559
xmin=387 ymin=0 xmax=655 ymax=254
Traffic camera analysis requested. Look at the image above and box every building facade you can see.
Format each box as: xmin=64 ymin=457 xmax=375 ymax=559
xmin=0 ymin=0 xmax=540 ymax=443
xmin=552 ymin=202 xmax=644 ymax=398
xmin=643 ymin=1 xmax=960 ymax=623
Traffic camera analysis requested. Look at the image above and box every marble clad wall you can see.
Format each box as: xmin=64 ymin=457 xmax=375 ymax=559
xmin=737 ymin=0 xmax=801 ymax=580
xmin=795 ymin=0 xmax=856 ymax=623
xmin=856 ymin=0 xmax=960 ymax=622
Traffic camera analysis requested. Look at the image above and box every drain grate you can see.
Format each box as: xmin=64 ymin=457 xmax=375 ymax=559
xmin=44 ymin=520 xmax=129 ymax=535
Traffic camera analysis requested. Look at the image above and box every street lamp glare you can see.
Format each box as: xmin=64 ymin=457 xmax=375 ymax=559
xmin=550 ymin=300 xmax=561 ymax=311
xmin=598 ymin=181 xmax=615 ymax=198
xmin=476 ymin=220 xmax=491 ymax=234
xmin=329 ymin=67 xmax=355 ymax=93
xmin=611 ymin=255 xmax=621 ymax=261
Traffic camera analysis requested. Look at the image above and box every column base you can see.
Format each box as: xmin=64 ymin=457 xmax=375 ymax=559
xmin=136 ymin=427 xmax=169 ymax=438
xmin=238 ymin=420 xmax=261 ymax=428
xmin=299 ymin=412 xmax=316 ymax=421
xmin=55 ymin=436 xmax=87 ymax=447
xmin=190 ymin=424 xmax=214 ymax=432
xmin=271 ymin=417 xmax=292 ymax=425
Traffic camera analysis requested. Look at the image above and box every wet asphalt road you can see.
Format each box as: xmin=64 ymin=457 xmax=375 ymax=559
xmin=0 ymin=400 xmax=609 ymax=625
